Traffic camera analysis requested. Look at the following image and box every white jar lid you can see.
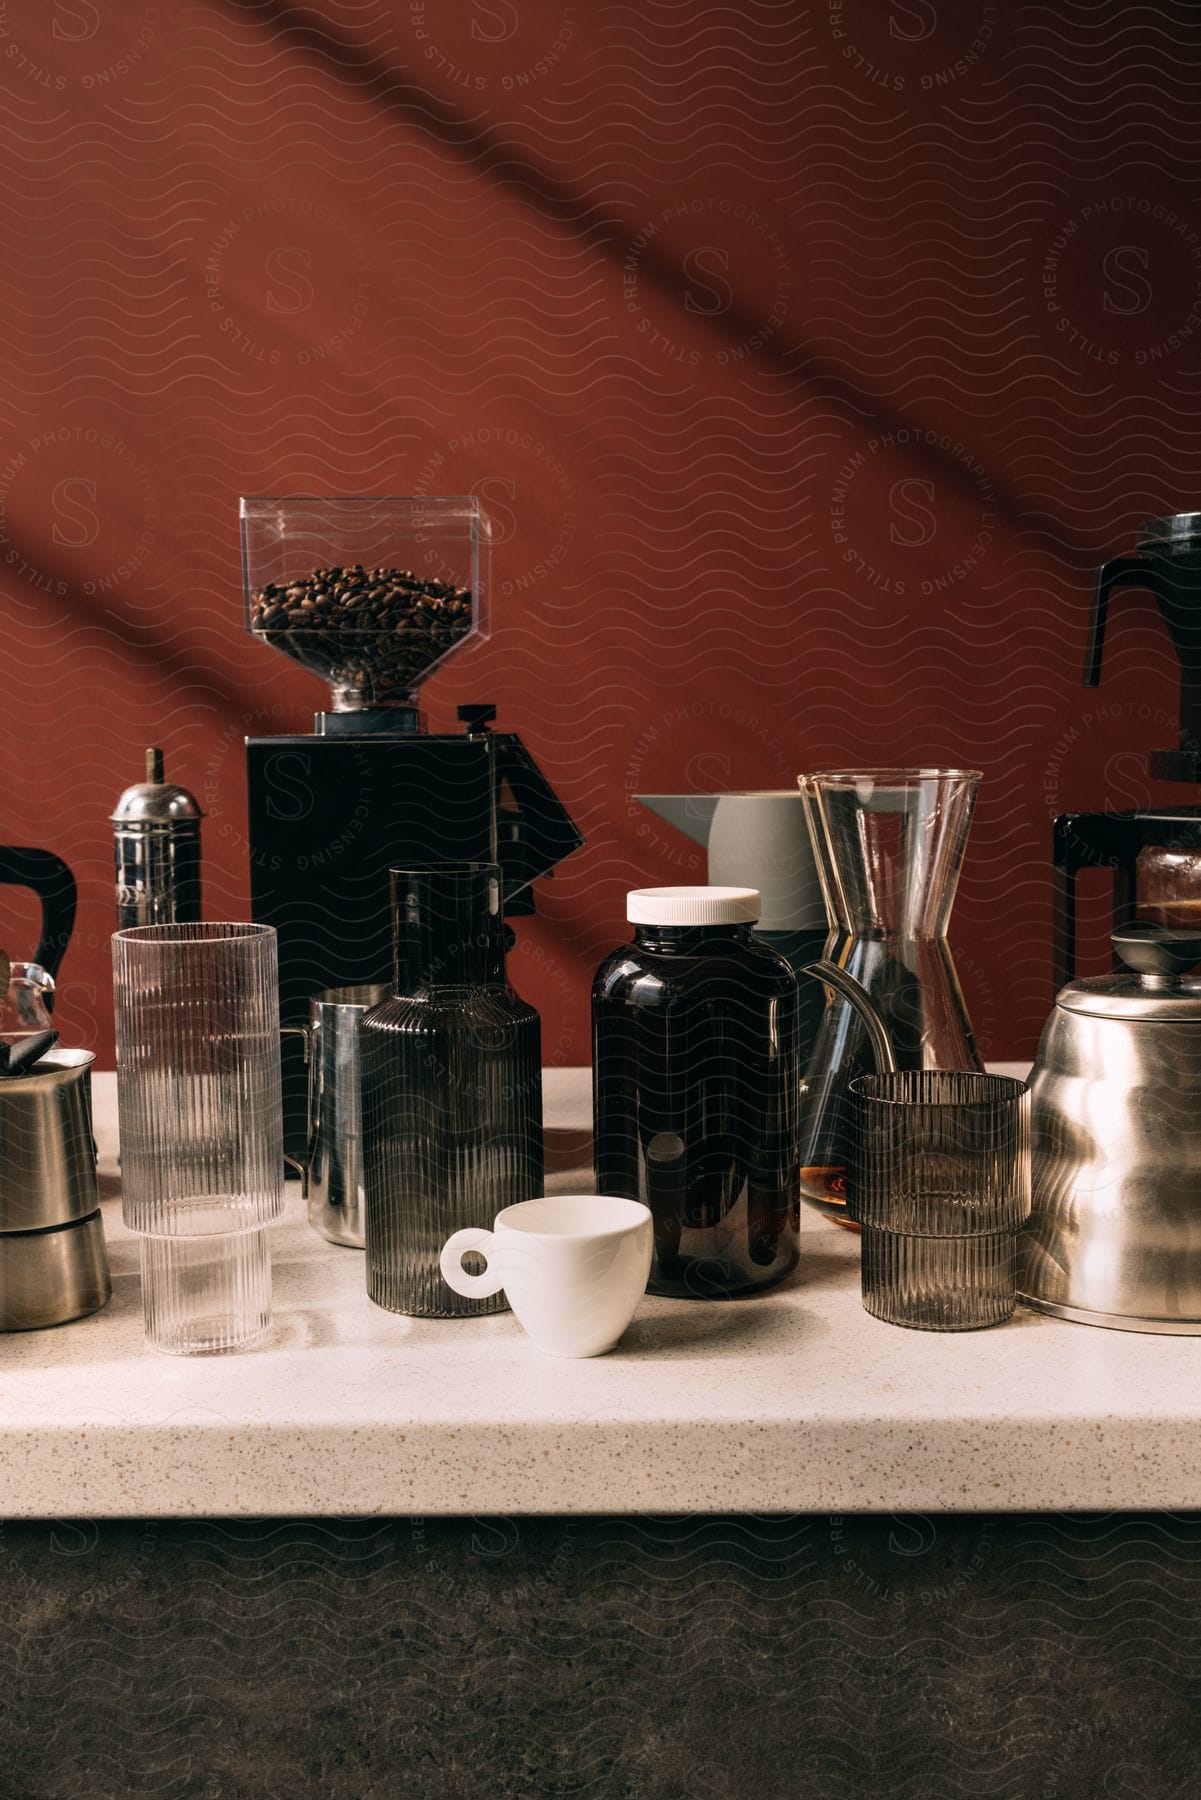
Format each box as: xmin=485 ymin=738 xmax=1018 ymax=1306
xmin=627 ymin=886 xmax=761 ymax=926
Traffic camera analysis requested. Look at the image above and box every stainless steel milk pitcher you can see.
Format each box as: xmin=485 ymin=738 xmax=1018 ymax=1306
xmin=286 ymin=984 xmax=387 ymax=1248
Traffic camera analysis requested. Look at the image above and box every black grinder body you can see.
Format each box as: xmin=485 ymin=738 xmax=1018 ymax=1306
xmin=247 ymin=708 xmax=582 ymax=1157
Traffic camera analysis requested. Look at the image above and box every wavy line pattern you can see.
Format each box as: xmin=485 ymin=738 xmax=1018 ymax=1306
xmin=4 ymin=1512 xmax=1201 ymax=1795
xmin=16 ymin=7 xmax=1201 ymax=1799
xmin=0 ymin=5 xmax=1198 ymax=1077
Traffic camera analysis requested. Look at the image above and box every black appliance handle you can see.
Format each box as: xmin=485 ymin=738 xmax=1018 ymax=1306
xmin=0 ymin=848 xmax=77 ymax=982
xmin=490 ymin=735 xmax=584 ymax=902
xmin=1085 ymin=554 xmax=1159 ymax=687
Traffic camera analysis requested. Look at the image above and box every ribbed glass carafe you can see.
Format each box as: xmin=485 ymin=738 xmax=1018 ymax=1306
xmin=361 ymin=865 xmax=543 ymax=1318
xmin=113 ymin=923 xmax=284 ymax=1237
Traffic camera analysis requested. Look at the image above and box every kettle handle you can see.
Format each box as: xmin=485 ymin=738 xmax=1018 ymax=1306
xmin=0 ymin=848 xmax=77 ymax=986
xmin=1085 ymin=555 xmax=1157 ymax=688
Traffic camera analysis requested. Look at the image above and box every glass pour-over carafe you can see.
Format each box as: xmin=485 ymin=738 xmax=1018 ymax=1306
xmin=798 ymin=769 xmax=983 ymax=1226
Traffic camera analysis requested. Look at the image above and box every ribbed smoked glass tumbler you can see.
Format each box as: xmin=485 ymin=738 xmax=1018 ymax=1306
xmin=848 ymin=1070 xmax=1030 ymax=1330
xmin=113 ymin=923 xmax=283 ymax=1354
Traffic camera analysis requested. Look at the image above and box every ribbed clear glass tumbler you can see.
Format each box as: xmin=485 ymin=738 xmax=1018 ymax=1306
xmin=113 ymin=923 xmax=283 ymax=1354
xmin=139 ymin=1217 xmax=272 ymax=1356
xmin=848 ymin=1070 xmax=1030 ymax=1331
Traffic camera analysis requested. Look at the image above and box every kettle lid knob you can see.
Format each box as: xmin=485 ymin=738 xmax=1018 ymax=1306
xmin=1113 ymin=924 xmax=1201 ymax=982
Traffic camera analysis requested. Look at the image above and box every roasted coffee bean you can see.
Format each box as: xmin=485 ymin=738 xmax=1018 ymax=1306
xmin=250 ymin=562 xmax=472 ymax=695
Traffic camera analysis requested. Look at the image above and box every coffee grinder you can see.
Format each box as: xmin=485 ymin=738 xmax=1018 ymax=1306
xmin=241 ymin=495 xmax=583 ymax=1157
xmin=1054 ymin=512 xmax=1201 ymax=983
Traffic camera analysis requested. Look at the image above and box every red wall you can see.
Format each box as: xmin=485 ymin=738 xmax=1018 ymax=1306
xmin=2 ymin=2 xmax=1200 ymax=1064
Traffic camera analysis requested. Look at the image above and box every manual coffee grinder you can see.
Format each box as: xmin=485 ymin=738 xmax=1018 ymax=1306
xmin=241 ymin=495 xmax=583 ymax=1157
xmin=1054 ymin=512 xmax=1201 ymax=983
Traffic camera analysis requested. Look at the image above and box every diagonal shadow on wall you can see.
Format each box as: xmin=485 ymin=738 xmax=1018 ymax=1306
xmin=225 ymin=0 xmax=1050 ymax=541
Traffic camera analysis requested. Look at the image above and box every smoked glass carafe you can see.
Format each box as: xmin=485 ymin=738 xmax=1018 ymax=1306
xmin=361 ymin=864 xmax=543 ymax=1317
xmin=797 ymin=770 xmax=982 ymax=1227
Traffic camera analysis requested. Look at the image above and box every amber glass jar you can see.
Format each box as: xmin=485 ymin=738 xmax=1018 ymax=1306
xmin=592 ymin=886 xmax=800 ymax=1299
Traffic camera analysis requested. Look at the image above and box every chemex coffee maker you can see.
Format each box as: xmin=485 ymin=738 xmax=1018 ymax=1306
xmin=241 ymin=495 xmax=583 ymax=1157
xmin=1054 ymin=512 xmax=1201 ymax=982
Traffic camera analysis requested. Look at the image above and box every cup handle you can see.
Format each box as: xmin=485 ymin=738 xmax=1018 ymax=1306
xmin=440 ymin=1228 xmax=505 ymax=1299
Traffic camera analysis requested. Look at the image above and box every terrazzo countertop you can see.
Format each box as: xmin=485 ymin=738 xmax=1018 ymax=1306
xmin=2 ymin=1065 xmax=1199 ymax=1518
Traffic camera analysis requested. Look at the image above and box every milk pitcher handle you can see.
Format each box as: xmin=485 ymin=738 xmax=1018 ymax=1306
xmin=280 ymin=1024 xmax=313 ymax=1190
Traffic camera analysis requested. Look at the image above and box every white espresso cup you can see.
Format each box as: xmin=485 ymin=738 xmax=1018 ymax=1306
xmin=439 ymin=1195 xmax=653 ymax=1358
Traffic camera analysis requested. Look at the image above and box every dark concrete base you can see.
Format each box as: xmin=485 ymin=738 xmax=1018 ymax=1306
xmin=2 ymin=1513 xmax=1199 ymax=1798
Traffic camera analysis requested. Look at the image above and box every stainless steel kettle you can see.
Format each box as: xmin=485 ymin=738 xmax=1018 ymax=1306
xmin=1021 ymin=925 xmax=1201 ymax=1333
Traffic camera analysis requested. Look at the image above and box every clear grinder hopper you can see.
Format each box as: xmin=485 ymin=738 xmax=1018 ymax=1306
xmin=241 ymin=495 xmax=489 ymax=715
